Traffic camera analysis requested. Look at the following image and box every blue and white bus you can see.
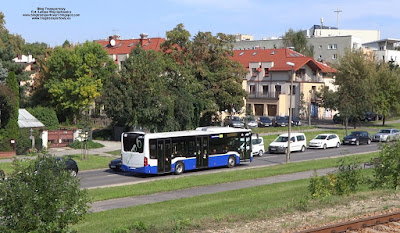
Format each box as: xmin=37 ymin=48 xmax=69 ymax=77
xmin=121 ymin=126 xmax=252 ymax=175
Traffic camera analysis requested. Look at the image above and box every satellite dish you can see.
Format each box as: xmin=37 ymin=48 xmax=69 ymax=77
xmin=110 ymin=39 xmax=116 ymax=46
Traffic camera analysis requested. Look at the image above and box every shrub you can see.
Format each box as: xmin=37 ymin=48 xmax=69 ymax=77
xmin=309 ymin=171 xmax=334 ymax=198
xmin=334 ymin=157 xmax=363 ymax=195
xmin=26 ymin=106 xmax=59 ymax=130
xmin=372 ymin=141 xmax=400 ymax=190
xmin=67 ymin=140 xmax=104 ymax=149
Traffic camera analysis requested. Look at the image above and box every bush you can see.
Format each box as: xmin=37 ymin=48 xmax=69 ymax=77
xmin=92 ymin=128 xmax=113 ymax=140
xmin=26 ymin=106 xmax=59 ymax=130
xmin=67 ymin=140 xmax=104 ymax=149
xmin=309 ymin=158 xmax=363 ymax=198
xmin=16 ymin=128 xmax=42 ymax=155
xmin=0 ymin=154 xmax=90 ymax=232
xmin=372 ymin=141 xmax=400 ymax=190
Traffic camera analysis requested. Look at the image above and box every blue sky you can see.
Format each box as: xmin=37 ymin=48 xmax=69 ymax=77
xmin=2 ymin=0 xmax=400 ymax=46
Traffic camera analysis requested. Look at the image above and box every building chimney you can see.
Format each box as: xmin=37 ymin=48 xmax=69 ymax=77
xmin=140 ymin=33 xmax=148 ymax=46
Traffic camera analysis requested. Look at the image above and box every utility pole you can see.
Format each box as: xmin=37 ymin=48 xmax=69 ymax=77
xmin=334 ymin=8 xmax=342 ymax=29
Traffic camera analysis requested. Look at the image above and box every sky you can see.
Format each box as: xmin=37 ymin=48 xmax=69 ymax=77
xmin=2 ymin=0 xmax=400 ymax=47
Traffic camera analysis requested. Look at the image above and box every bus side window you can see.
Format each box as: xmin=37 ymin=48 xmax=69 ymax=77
xmin=187 ymin=139 xmax=196 ymax=158
xmin=150 ymin=139 xmax=157 ymax=159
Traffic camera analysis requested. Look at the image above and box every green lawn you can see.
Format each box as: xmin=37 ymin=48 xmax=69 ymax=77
xmin=74 ymin=170 xmax=395 ymax=233
xmin=88 ymin=152 xmax=379 ymax=202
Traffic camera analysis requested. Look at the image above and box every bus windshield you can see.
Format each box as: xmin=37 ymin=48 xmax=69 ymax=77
xmin=123 ymin=133 xmax=144 ymax=153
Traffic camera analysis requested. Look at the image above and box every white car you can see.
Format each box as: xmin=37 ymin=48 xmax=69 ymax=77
xmin=268 ymin=133 xmax=307 ymax=154
xmin=372 ymin=128 xmax=400 ymax=142
xmin=309 ymin=134 xmax=341 ymax=149
xmin=251 ymin=135 xmax=265 ymax=156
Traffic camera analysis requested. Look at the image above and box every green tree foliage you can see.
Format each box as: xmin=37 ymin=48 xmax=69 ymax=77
xmin=372 ymin=63 xmax=400 ymax=125
xmin=0 ymin=155 xmax=90 ymax=232
xmin=0 ymin=61 xmax=7 ymax=83
xmin=103 ymin=47 xmax=177 ymax=132
xmin=0 ymin=85 xmax=17 ymax=149
xmin=282 ymin=29 xmax=314 ymax=57
xmin=163 ymin=24 xmax=247 ymax=126
xmin=22 ymin=42 xmax=48 ymax=58
xmin=103 ymin=24 xmax=247 ymax=131
xmin=26 ymin=106 xmax=59 ymax=130
xmin=34 ymin=41 xmax=117 ymax=123
xmin=372 ymin=141 xmax=400 ymax=190
xmin=0 ymin=72 xmax=19 ymax=151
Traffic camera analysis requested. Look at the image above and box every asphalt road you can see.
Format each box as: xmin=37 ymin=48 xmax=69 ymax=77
xmin=79 ymin=142 xmax=380 ymax=189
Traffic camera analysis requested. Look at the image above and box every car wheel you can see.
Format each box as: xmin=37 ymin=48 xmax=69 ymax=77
xmin=336 ymin=142 xmax=340 ymax=148
xmin=227 ymin=155 xmax=236 ymax=168
xmin=323 ymin=144 xmax=327 ymax=150
xmin=70 ymin=170 xmax=77 ymax=177
xmin=367 ymin=139 xmax=371 ymax=145
xmin=356 ymin=140 xmax=360 ymax=146
xmin=301 ymin=146 xmax=306 ymax=152
xmin=174 ymin=161 xmax=184 ymax=175
xmin=258 ymin=150 xmax=264 ymax=157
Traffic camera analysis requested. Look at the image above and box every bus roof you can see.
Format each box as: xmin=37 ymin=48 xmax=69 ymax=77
xmin=124 ymin=126 xmax=251 ymax=139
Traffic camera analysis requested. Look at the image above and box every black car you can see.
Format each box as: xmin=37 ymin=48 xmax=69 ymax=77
xmin=273 ymin=116 xmax=288 ymax=127
xmin=56 ymin=157 xmax=79 ymax=177
xmin=342 ymin=131 xmax=371 ymax=145
xmin=258 ymin=116 xmax=272 ymax=127
xmin=285 ymin=116 xmax=302 ymax=126
xmin=109 ymin=158 xmax=122 ymax=171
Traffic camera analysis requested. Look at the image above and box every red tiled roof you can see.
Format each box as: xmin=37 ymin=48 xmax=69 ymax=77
xmin=231 ymin=48 xmax=336 ymax=73
xmin=95 ymin=37 xmax=166 ymax=55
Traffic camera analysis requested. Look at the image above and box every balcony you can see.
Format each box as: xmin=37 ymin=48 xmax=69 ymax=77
xmin=248 ymin=91 xmax=281 ymax=99
xmin=295 ymin=74 xmax=323 ymax=83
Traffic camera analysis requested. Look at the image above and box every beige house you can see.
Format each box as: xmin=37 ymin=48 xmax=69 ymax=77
xmin=230 ymin=48 xmax=336 ymax=119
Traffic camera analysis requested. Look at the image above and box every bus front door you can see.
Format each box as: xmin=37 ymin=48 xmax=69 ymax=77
xmin=196 ymin=136 xmax=208 ymax=168
xmin=157 ymin=139 xmax=172 ymax=174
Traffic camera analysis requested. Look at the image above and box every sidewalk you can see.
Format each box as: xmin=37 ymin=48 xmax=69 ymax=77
xmin=47 ymin=140 xmax=120 ymax=157
xmin=90 ymin=167 xmax=336 ymax=213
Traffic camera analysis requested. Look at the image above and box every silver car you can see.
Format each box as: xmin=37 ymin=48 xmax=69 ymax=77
xmin=372 ymin=128 xmax=400 ymax=142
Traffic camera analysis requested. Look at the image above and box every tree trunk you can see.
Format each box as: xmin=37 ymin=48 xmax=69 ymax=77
xmin=382 ymin=115 xmax=386 ymax=126
xmin=344 ymin=117 xmax=348 ymax=136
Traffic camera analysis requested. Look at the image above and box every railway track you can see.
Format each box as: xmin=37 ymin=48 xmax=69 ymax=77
xmin=297 ymin=211 xmax=400 ymax=233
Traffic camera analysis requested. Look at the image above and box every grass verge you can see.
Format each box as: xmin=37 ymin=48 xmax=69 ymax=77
xmin=74 ymin=170 xmax=397 ymax=233
xmin=88 ymin=152 xmax=379 ymax=202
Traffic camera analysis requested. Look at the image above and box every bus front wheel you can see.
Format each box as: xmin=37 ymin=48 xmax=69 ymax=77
xmin=227 ymin=156 xmax=236 ymax=168
xmin=174 ymin=161 xmax=184 ymax=175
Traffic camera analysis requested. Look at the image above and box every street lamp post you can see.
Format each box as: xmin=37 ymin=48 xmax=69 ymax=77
xmin=286 ymin=62 xmax=295 ymax=164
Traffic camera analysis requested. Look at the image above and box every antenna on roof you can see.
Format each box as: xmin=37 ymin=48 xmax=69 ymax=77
xmin=334 ymin=8 xmax=342 ymax=29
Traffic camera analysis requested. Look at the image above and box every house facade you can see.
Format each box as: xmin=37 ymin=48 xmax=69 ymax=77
xmin=230 ymin=48 xmax=336 ymax=119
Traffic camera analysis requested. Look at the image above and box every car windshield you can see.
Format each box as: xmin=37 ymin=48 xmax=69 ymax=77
xmin=252 ymin=138 xmax=262 ymax=144
xmin=246 ymin=117 xmax=255 ymax=121
xmin=315 ymin=135 xmax=327 ymax=140
xmin=260 ymin=117 xmax=271 ymax=122
xmin=232 ymin=116 xmax=241 ymax=121
xmin=378 ymin=129 xmax=391 ymax=134
xmin=275 ymin=136 xmax=288 ymax=142
xmin=349 ymin=132 xmax=361 ymax=137
xmin=276 ymin=116 xmax=285 ymax=121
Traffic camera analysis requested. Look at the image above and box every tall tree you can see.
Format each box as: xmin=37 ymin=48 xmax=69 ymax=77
xmin=282 ymin=29 xmax=314 ymax=57
xmin=372 ymin=63 xmax=400 ymax=125
xmin=163 ymin=24 xmax=247 ymax=126
xmin=103 ymin=46 xmax=176 ymax=132
xmin=34 ymin=41 xmax=117 ymax=123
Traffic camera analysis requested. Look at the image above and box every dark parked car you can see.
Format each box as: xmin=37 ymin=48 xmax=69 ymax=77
xmin=285 ymin=116 xmax=301 ymax=126
xmin=57 ymin=157 xmax=79 ymax=177
xmin=109 ymin=158 xmax=122 ymax=171
xmin=258 ymin=116 xmax=273 ymax=127
xmin=361 ymin=112 xmax=383 ymax=122
xmin=273 ymin=116 xmax=288 ymax=127
xmin=223 ymin=116 xmax=244 ymax=128
xmin=342 ymin=131 xmax=371 ymax=145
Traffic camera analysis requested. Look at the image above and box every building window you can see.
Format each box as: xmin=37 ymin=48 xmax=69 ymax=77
xmin=264 ymin=68 xmax=269 ymax=77
xmin=319 ymin=45 xmax=322 ymax=49
xmin=328 ymin=44 xmax=337 ymax=50
xmin=262 ymin=85 xmax=268 ymax=95
xmin=332 ymin=54 xmax=337 ymax=60
xmin=251 ymin=68 xmax=257 ymax=76
xmin=249 ymin=85 xmax=255 ymax=94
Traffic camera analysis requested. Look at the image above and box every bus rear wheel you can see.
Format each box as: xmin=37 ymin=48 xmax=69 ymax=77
xmin=227 ymin=156 xmax=236 ymax=168
xmin=174 ymin=161 xmax=184 ymax=175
